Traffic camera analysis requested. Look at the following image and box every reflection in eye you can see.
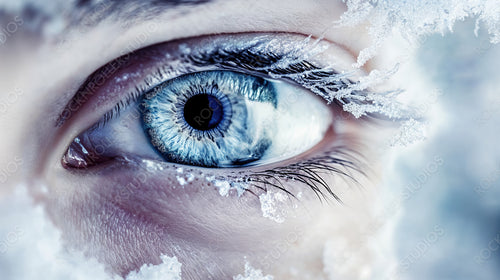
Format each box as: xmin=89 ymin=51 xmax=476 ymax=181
xmin=60 ymin=33 xmax=362 ymax=200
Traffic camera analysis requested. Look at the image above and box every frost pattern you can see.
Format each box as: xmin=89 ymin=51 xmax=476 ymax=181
xmin=258 ymin=190 xmax=289 ymax=223
xmin=206 ymin=176 xmax=248 ymax=197
xmin=0 ymin=186 xmax=112 ymax=280
xmin=233 ymin=262 xmax=274 ymax=280
xmin=176 ymin=167 xmax=194 ymax=186
xmin=389 ymin=119 xmax=427 ymax=147
xmin=124 ymin=255 xmax=182 ymax=280
xmin=339 ymin=0 xmax=500 ymax=67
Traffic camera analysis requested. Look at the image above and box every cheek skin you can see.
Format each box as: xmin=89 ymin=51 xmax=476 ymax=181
xmin=43 ymin=159 xmax=325 ymax=278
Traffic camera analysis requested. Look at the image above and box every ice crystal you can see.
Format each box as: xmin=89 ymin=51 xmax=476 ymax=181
xmin=233 ymin=262 xmax=274 ymax=280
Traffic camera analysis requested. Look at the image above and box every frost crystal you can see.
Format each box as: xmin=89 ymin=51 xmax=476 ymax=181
xmin=233 ymin=262 xmax=274 ymax=280
xmin=176 ymin=173 xmax=194 ymax=186
xmin=340 ymin=0 xmax=500 ymax=67
xmin=176 ymin=176 xmax=187 ymax=186
xmin=389 ymin=119 xmax=427 ymax=147
xmin=206 ymin=176 xmax=248 ymax=197
xmin=215 ymin=180 xmax=231 ymax=196
xmin=258 ymin=191 xmax=289 ymax=223
xmin=124 ymin=255 xmax=182 ymax=280
xmin=329 ymin=0 xmax=499 ymax=131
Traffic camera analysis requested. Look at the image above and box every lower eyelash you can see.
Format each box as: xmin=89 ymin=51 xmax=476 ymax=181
xmin=227 ymin=145 xmax=364 ymax=202
xmin=92 ymin=87 xmax=362 ymax=201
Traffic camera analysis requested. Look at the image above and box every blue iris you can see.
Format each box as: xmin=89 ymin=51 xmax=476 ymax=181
xmin=140 ymin=71 xmax=277 ymax=167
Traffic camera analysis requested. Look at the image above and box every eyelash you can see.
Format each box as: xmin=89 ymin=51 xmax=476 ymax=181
xmin=242 ymin=148 xmax=363 ymax=202
xmin=76 ymin=39 xmax=367 ymax=201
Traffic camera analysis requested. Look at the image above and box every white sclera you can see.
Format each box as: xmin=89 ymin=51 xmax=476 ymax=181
xmin=250 ymin=80 xmax=332 ymax=165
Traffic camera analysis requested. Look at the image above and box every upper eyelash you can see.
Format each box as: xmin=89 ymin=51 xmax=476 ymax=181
xmin=186 ymin=44 xmax=361 ymax=103
xmin=95 ymin=46 xmax=359 ymax=129
xmin=184 ymin=42 xmax=410 ymax=122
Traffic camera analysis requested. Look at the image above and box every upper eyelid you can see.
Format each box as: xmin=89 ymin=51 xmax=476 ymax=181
xmin=55 ymin=32 xmax=371 ymax=129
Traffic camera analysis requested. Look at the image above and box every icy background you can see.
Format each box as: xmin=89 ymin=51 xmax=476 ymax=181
xmin=381 ymin=20 xmax=500 ymax=280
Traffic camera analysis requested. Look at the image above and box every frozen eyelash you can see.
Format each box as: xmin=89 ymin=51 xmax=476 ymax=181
xmin=185 ymin=41 xmax=357 ymax=103
xmin=92 ymin=46 xmax=357 ymax=129
xmin=214 ymin=145 xmax=364 ymax=202
xmin=182 ymin=34 xmax=413 ymax=121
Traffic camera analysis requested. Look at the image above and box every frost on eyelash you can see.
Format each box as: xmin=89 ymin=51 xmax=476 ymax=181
xmin=176 ymin=167 xmax=194 ymax=186
xmin=233 ymin=261 xmax=274 ymax=280
xmin=181 ymin=36 xmax=411 ymax=122
xmin=183 ymin=34 xmax=424 ymax=129
xmin=205 ymin=176 xmax=248 ymax=197
xmin=204 ymin=175 xmax=295 ymax=223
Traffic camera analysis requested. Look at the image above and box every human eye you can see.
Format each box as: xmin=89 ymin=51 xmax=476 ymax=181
xmin=62 ymin=52 xmax=332 ymax=169
xmin=58 ymin=33 xmax=363 ymax=187
xmin=45 ymin=33 xmax=371 ymax=278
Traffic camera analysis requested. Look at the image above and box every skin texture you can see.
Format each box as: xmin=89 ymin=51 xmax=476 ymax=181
xmin=0 ymin=0 xmax=387 ymax=279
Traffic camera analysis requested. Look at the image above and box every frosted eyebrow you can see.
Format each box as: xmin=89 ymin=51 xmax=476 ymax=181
xmin=73 ymin=0 xmax=213 ymax=24
xmin=0 ymin=0 xmax=212 ymax=31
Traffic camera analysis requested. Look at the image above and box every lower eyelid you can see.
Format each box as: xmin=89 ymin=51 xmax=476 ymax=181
xmin=45 ymin=119 xmax=366 ymax=276
xmin=66 ymin=122 xmax=361 ymax=201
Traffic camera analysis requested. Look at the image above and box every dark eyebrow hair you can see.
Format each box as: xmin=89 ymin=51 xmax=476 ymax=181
xmin=0 ymin=0 xmax=213 ymax=33
xmin=72 ymin=0 xmax=213 ymax=27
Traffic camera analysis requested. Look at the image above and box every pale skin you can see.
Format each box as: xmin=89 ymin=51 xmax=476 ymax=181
xmin=0 ymin=0 xmax=390 ymax=279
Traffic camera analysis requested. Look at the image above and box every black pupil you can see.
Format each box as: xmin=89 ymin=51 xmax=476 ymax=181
xmin=184 ymin=94 xmax=224 ymax=130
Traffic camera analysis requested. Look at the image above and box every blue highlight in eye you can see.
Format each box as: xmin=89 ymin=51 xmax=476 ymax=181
xmin=140 ymin=71 xmax=277 ymax=167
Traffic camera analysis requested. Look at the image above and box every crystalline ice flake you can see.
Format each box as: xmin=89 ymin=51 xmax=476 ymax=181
xmin=340 ymin=0 xmax=500 ymax=66
xmin=389 ymin=118 xmax=427 ymax=147
xmin=233 ymin=261 xmax=274 ymax=280
xmin=258 ymin=191 xmax=289 ymax=223
xmin=206 ymin=176 xmax=248 ymax=197
xmin=124 ymin=255 xmax=182 ymax=280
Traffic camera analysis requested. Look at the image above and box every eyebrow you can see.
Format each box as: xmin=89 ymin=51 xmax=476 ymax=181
xmin=72 ymin=0 xmax=213 ymax=27
xmin=1 ymin=0 xmax=213 ymax=32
